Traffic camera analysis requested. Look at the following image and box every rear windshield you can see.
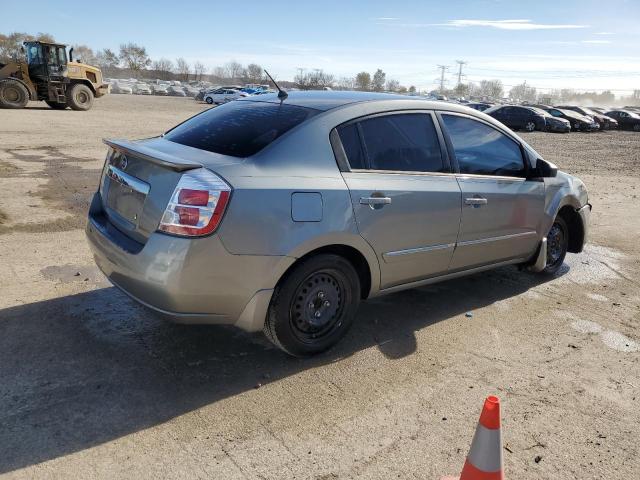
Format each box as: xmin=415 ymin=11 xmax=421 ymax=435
xmin=165 ymin=100 xmax=319 ymax=157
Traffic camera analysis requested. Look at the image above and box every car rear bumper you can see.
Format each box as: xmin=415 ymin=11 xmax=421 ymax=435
xmin=86 ymin=200 xmax=293 ymax=331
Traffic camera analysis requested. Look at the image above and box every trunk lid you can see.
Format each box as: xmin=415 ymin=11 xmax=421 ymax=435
xmin=99 ymin=137 xmax=240 ymax=244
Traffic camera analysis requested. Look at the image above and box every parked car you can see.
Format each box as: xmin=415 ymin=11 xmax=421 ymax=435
xmin=132 ymin=83 xmax=152 ymax=95
xmin=168 ymin=85 xmax=186 ymax=97
xmin=183 ymin=86 xmax=200 ymax=97
xmin=604 ymin=110 xmax=640 ymax=131
xmin=556 ymin=105 xmax=617 ymax=130
xmin=467 ymin=102 xmax=493 ymax=112
xmin=152 ymin=84 xmax=169 ymax=96
xmin=533 ymin=105 xmax=598 ymax=132
xmin=110 ymin=83 xmax=132 ymax=94
xmin=87 ymin=91 xmax=591 ymax=356
xmin=484 ymin=105 xmax=547 ymax=132
xmin=203 ymin=88 xmax=248 ymax=104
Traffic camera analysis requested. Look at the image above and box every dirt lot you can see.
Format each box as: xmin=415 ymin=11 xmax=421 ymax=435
xmin=1 ymin=95 xmax=639 ymax=479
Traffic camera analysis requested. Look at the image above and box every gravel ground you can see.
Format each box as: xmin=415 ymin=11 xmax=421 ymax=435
xmin=0 ymin=95 xmax=639 ymax=479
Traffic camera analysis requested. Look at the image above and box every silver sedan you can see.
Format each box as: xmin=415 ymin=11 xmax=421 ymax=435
xmin=86 ymin=91 xmax=591 ymax=356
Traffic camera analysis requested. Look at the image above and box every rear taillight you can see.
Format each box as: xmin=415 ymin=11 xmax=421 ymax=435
xmin=158 ymin=169 xmax=231 ymax=237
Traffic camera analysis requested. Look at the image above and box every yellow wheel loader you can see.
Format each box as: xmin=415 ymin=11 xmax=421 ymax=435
xmin=0 ymin=41 xmax=108 ymax=111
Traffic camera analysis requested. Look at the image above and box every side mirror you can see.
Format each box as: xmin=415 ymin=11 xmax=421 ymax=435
xmin=529 ymin=158 xmax=558 ymax=178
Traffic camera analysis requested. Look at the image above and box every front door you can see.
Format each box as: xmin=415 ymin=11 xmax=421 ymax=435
xmin=439 ymin=113 xmax=545 ymax=270
xmin=335 ymin=112 xmax=462 ymax=289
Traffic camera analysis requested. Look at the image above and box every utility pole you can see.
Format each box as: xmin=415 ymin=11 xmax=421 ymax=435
xmin=437 ymin=65 xmax=449 ymax=93
xmin=455 ymin=60 xmax=467 ymax=86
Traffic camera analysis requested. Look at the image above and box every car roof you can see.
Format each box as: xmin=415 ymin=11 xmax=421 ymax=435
xmin=238 ymin=90 xmax=456 ymax=112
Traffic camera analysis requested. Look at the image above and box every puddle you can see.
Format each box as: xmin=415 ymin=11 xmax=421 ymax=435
xmin=600 ymin=331 xmax=639 ymax=353
xmin=571 ymin=320 xmax=603 ymax=334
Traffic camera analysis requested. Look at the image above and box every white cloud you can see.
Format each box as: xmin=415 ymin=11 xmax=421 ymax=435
xmin=374 ymin=17 xmax=399 ymax=21
xmin=433 ymin=19 xmax=588 ymax=30
xmin=595 ymin=32 xmax=614 ymax=35
xmin=582 ymin=40 xmax=612 ymax=44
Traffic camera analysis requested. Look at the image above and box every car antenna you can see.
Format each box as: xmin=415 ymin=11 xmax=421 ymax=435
xmin=264 ymin=70 xmax=288 ymax=100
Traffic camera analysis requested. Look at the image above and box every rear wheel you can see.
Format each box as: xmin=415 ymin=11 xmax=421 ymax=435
xmin=0 ymin=79 xmax=29 ymax=109
xmin=542 ymin=216 xmax=568 ymax=274
xmin=45 ymin=100 xmax=67 ymax=110
xmin=264 ymin=254 xmax=361 ymax=357
xmin=633 ymin=124 xmax=640 ymax=132
xmin=205 ymin=97 xmax=214 ymax=104
xmin=66 ymin=83 xmax=94 ymax=111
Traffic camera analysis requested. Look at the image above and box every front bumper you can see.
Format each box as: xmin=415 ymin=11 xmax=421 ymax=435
xmin=96 ymin=84 xmax=109 ymax=97
xmin=86 ymin=201 xmax=293 ymax=331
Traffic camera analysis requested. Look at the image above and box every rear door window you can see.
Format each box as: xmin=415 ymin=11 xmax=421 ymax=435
xmin=338 ymin=113 xmax=446 ymax=173
xmin=441 ymin=114 xmax=526 ymax=177
xmin=165 ymin=100 xmax=318 ymax=157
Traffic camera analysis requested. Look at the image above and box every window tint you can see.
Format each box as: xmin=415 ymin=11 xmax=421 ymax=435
xmin=336 ymin=123 xmax=366 ymax=169
xmin=165 ymin=100 xmax=318 ymax=157
xmin=442 ymin=115 xmax=525 ymax=177
xmin=355 ymin=114 xmax=445 ymax=172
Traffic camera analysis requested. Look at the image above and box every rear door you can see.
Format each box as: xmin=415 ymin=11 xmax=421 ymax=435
xmin=438 ymin=113 xmax=545 ymax=270
xmin=335 ymin=112 xmax=462 ymax=289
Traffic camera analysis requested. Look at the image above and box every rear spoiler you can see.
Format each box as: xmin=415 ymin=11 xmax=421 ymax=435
xmin=103 ymin=138 xmax=202 ymax=172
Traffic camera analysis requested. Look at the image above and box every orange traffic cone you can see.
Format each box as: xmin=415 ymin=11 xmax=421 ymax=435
xmin=441 ymin=395 xmax=504 ymax=480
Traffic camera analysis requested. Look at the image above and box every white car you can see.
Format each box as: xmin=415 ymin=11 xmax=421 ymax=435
xmin=203 ymin=88 xmax=248 ymax=105
xmin=133 ymin=83 xmax=152 ymax=95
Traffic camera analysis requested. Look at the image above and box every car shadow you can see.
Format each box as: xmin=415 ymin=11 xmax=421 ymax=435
xmin=0 ymin=264 xmax=564 ymax=473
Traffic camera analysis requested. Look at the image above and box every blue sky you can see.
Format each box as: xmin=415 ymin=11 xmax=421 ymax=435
xmin=2 ymin=0 xmax=639 ymax=94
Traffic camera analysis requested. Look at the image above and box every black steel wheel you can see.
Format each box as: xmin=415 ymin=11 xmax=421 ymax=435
xmin=264 ymin=254 xmax=360 ymax=356
xmin=542 ymin=216 xmax=568 ymax=274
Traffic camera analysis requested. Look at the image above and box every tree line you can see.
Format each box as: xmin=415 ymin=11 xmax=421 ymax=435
xmin=1 ymin=32 xmax=637 ymax=103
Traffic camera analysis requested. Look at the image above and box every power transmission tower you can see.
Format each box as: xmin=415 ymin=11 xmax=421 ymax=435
xmin=436 ymin=65 xmax=449 ymax=93
xmin=455 ymin=60 xmax=467 ymax=86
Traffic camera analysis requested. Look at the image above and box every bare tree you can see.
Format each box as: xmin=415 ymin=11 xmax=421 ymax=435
xmin=355 ymin=71 xmax=371 ymax=91
xmin=372 ymin=69 xmax=386 ymax=92
xmin=386 ymin=79 xmax=400 ymax=92
xmin=175 ymin=57 xmax=190 ymax=81
xmin=193 ymin=61 xmax=206 ymax=81
xmin=118 ymin=42 xmax=151 ymax=77
xmin=336 ymin=76 xmax=356 ymax=90
xmin=246 ymin=63 xmax=263 ymax=84
xmin=211 ymin=66 xmax=226 ymax=80
xmin=71 ymin=44 xmax=97 ymax=64
xmin=152 ymin=58 xmax=174 ymax=80
xmin=509 ymin=82 xmax=537 ymax=102
xmin=478 ymin=79 xmax=504 ymax=100
xmin=0 ymin=32 xmax=56 ymax=62
xmin=95 ymin=48 xmax=120 ymax=71
xmin=294 ymin=69 xmax=335 ymax=90
xmin=224 ymin=61 xmax=243 ymax=81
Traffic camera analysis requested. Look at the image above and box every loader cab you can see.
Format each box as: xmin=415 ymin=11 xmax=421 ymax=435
xmin=23 ymin=41 xmax=68 ymax=82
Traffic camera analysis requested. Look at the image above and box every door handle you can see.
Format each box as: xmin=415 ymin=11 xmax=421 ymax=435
xmin=464 ymin=197 xmax=488 ymax=206
xmin=360 ymin=196 xmax=392 ymax=208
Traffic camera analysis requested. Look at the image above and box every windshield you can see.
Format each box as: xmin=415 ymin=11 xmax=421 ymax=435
xmin=165 ymin=100 xmax=319 ymax=157
xmin=530 ymin=107 xmax=550 ymax=116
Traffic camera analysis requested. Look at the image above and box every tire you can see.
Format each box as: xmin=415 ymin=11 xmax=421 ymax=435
xmin=66 ymin=83 xmax=94 ymax=111
xmin=45 ymin=100 xmax=67 ymax=110
xmin=633 ymin=124 xmax=640 ymax=132
xmin=541 ymin=216 xmax=569 ymax=275
xmin=205 ymin=97 xmax=214 ymax=104
xmin=264 ymin=254 xmax=361 ymax=357
xmin=0 ymin=79 xmax=29 ymax=109
xmin=524 ymin=121 xmax=536 ymax=132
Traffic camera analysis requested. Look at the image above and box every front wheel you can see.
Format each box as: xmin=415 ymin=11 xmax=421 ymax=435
xmin=633 ymin=124 xmax=640 ymax=132
xmin=66 ymin=83 xmax=94 ymax=111
xmin=542 ymin=217 xmax=568 ymax=274
xmin=205 ymin=97 xmax=214 ymax=104
xmin=524 ymin=121 xmax=536 ymax=132
xmin=264 ymin=254 xmax=361 ymax=357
